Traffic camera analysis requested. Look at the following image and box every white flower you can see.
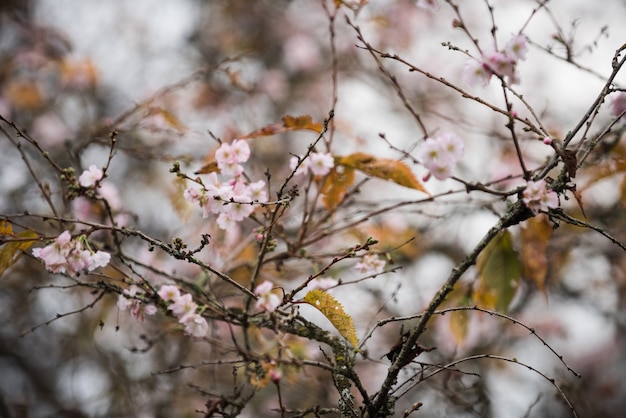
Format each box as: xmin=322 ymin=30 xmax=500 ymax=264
xmin=254 ymin=280 xmax=282 ymax=312
xmin=181 ymin=313 xmax=209 ymax=337
xmin=79 ymin=165 xmax=103 ymax=188
xmin=308 ymin=152 xmax=334 ymax=176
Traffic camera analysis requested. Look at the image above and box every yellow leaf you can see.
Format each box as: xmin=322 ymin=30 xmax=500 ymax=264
xmin=520 ymin=215 xmax=552 ymax=296
xmin=169 ymin=177 xmax=192 ymax=222
xmin=338 ymin=152 xmax=429 ymax=194
xmin=303 ymin=289 xmax=359 ymax=348
xmin=321 ymin=165 xmax=356 ymax=210
xmin=450 ymin=310 xmax=470 ymax=345
xmin=239 ymin=114 xmax=323 ymax=139
xmin=475 ymin=230 xmax=521 ymax=312
xmin=0 ymin=221 xmax=14 ymax=237
xmin=0 ymin=230 xmax=39 ymax=278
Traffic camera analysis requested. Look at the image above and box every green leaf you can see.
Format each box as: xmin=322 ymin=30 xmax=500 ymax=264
xmin=303 ymin=289 xmax=359 ymax=348
xmin=475 ymin=230 xmax=521 ymax=312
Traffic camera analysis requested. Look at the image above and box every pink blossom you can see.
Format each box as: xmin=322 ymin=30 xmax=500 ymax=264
xmin=231 ymin=139 xmax=251 ymax=163
xmin=307 ymin=277 xmax=338 ymax=291
xmin=117 ymin=285 xmax=157 ymax=321
xmin=168 ymin=293 xmax=198 ymax=318
xmin=522 ymin=180 xmax=559 ymax=214
xmin=610 ymin=92 xmax=626 ymax=119
xmin=158 ymin=285 xmax=181 ymax=302
xmin=416 ymin=132 xmax=464 ymax=180
xmin=180 ymin=313 xmax=209 ymax=337
xmin=254 ymin=280 xmax=282 ymax=312
xmin=32 ymin=230 xmax=73 ymax=273
xmin=505 ymin=34 xmax=529 ymax=61
xmin=79 ymin=165 xmax=104 ymax=188
xmin=483 ymin=50 xmax=517 ymax=82
xmin=247 ymin=180 xmax=268 ymax=202
xmin=462 ymin=58 xmax=492 ymax=87
xmin=354 ymin=254 xmax=386 ymax=275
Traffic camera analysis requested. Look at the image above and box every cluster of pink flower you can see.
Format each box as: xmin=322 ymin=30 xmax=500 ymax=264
xmin=184 ymin=139 xmax=268 ymax=230
xmin=354 ymin=253 xmax=386 ymax=275
xmin=157 ymin=285 xmax=209 ymax=337
xmin=522 ymin=180 xmax=559 ymax=214
xmin=32 ymin=230 xmax=110 ymax=276
xmin=117 ymin=285 xmax=157 ymax=321
xmin=462 ymin=34 xmax=529 ymax=87
xmin=289 ymin=152 xmax=335 ymax=177
xmin=416 ymin=132 xmax=465 ymax=181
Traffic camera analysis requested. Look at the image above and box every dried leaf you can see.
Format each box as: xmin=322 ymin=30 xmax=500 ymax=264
xmin=339 ymin=152 xmax=429 ymax=194
xmin=520 ymin=215 xmax=552 ymax=296
xmin=475 ymin=230 xmax=521 ymax=312
xmin=194 ymin=160 xmax=219 ymax=175
xmin=449 ymin=310 xmax=470 ymax=345
xmin=5 ymin=80 xmax=43 ymax=110
xmin=303 ymin=289 xmax=359 ymax=347
xmin=169 ymin=177 xmax=192 ymax=222
xmin=0 ymin=230 xmax=39 ymax=278
xmin=147 ymin=106 xmax=187 ymax=132
xmin=240 ymin=114 xmax=323 ymax=139
xmin=321 ymin=165 xmax=356 ymax=210
xmin=0 ymin=221 xmax=14 ymax=237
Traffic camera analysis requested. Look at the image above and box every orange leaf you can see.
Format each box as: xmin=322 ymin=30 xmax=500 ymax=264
xmin=0 ymin=221 xmax=14 ymax=237
xmin=4 ymin=80 xmax=43 ymax=110
xmin=194 ymin=160 xmax=219 ymax=175
xmin=321 ymin=165 xmax=356 ymax=210
xmin=303 ymin=289 xmax=359 ymax=347
xmin=240 ymin=114 xmax=323 ymax=139
xmin=339 ymin=152 xmax=429 ymax=194
xmin=0 ymin=229 xmax=39 ymax=278
xmin=520 ymin=215 xmax=552 ymax=296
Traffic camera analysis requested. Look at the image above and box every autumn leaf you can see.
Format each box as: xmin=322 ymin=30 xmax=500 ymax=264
xmin=0 ymin=221 xmax=14 ymax=237
xmin=146 ymin=106 xmax=187 ymax=132
xmin=303 ymin=289 xmax=359 ymax=348
xmin=474 ymin=230 xmax=521 ymax=312
xmin=338 ymin=152 xmax=429 ymax=194
xmin=450 ymin=309 xmax=470 ymax=345
xmin=239 ymin=114 xmax=323 ymax=139
xmin=520 ymin=215 xmax=552 ymax=296
xmin=169 ymin=177 xmax=193 ymax=222
xmin=194 ymin=160 xmax=219 ymax=175
xmin=321 ymin=165 xmax=356 ymax=210
xmin=0 ymin=229 xmax=39 ymax=278
xmin=4 ymin=80 xmax=43 ymax=110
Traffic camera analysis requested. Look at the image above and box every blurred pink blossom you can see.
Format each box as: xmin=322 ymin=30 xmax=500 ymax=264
xmin=522 ymin=180 xmax=559 ymax=214
xmin=355 ymin=254 xmax=386 ymax=275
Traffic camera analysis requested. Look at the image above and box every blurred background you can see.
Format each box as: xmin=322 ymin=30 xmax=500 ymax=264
xmin=2 ymin=1 xmax=626 ymax=417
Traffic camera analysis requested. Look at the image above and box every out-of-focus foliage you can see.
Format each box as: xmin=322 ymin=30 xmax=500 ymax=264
xmin=2 ymin=1 xmax=626 ymax=417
